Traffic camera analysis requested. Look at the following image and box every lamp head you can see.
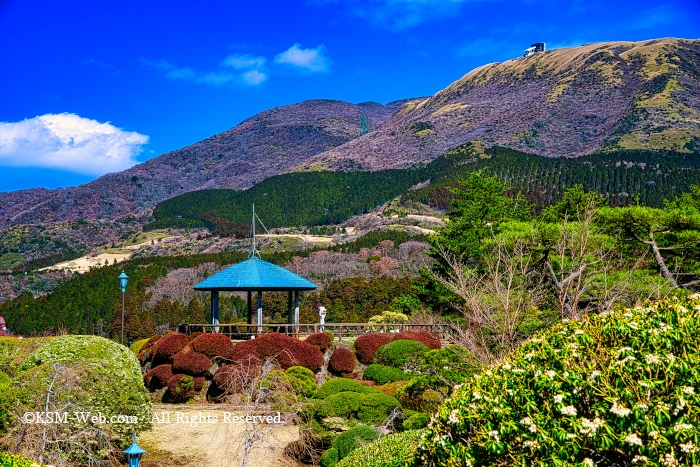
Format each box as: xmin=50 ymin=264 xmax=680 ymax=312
xmin=118 ymin=271 xmax=129 ymax=293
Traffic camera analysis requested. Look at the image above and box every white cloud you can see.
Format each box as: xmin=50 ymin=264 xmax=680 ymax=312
xmin=242 ymin=69 xmax=268 ymax=86
xmin=141 ymin=55 xmax=268 ymax=87
xmin=0 ymin=113 xmax=148 ymax=176
xmin=274 ymin=44 xmax=331 ymax=73
xmin=220 ymin=54 xmax=267 ymax=70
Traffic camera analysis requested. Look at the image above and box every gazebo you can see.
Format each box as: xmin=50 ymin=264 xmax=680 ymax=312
xmin=193 ymin=209 xmax=317 ymax=334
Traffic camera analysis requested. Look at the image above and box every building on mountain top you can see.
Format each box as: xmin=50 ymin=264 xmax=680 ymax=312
xmin=523 ymin=42 xmax=546 ymax=57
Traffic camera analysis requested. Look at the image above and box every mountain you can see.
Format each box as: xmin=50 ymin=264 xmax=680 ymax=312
xmin=0 ymin=99 xmax=409 ymax=228
xmin=1 ymin=38 xmax=698 ymax=229
xmin=295 ymin=38 xmax=700 ymax=171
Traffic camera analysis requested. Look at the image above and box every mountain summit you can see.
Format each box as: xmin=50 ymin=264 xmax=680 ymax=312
xmin=1 ymin=38 xmax=698 ymax=228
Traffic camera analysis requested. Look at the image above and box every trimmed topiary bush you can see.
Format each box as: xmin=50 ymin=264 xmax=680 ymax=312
xmin=363 ymin=364 xmax=411 ymax=385
xmin=320 ymin=447 xmax=340 ymax=467
xmin=337 ymin=429 xmax=428 ymax=467
xmin=316 ymin=378 xmax=381 ymax=399
xmin=172 ymin=349 xmax=213 ymax=376
xmin=230 ymin=339 xmax=259 ymax=363
xmin=392 ymin=331 xmax=441 ymax=350
xmin=325 ymin=391 xmax=363 ymax=418
xmin=190 ymin=333 xmax=235 ymax=359
xmin=419 ymin=295 xmax=700 ymax=466
xmin=130 ymin=338 xmax=150 ymax=355
xmin=355 ymin=334 xmax=393 ymax=364
xmin=306 ymin=332 xmax=334 ymax=353
xmin=377 ymin=380 xmax=410 ymax=398
xmin=167 ymin=374 xmax=205 ymax=402
xmin=285 ymin=366 xmax=317 ymax=397
xmin=329 ymin=348 xmax=357 ymax=375
xmin=151 ymin=333 xmax=189 ymax=364
xmin=402 ymin=413 xmax=430 ymax=430
xmin=374 ymin=340 xmax=429 ymax=372
xmin=420 ymin=344 xmax=480 ymax=385
xmin=229 ymin=333 xmax=324 ymax=371
xmin=334 ymin=425 xmax=381 ymax=460
xmin=357 ymin=392 xmax=401 ymax=424
xmin=144 ymin=364 xmax=174 ymax=390
xmin=396 ymin=376 xmax=447 ymax=413
xmin=137 ymin=334 xmax=162 ymax=363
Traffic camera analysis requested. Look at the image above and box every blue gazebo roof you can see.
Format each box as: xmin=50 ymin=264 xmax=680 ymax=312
xmin=193 ymin=257 xmax=318 ymax=291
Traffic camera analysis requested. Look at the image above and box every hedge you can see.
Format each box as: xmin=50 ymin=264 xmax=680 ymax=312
xmin=130 ymin=337 xmax=150 ymax=355
xmin=392 ymin=331 xmax=441 ymax=350
xmin=212 ymin=360 xmax=260 ymax=394
xmin=316 ymin=378 xmax=381 ymax=399
xmin=363 ymin=364 xmax=411 ymax=385
xmin=402 ymin=413 xmax=430 ymax=430
xmin=230 ymin=333 xmax=324 ymax=371
xmin=334 ymin=425 xmax=381 ymax=460
xmin=337 ymin=429 xmax=428 ymax=467
xmin=190 ymin=333 xmax=235 ymax=359
xmin=373 ymin=340 xmax=429 ymax=372
xmin=172 ymin=349 xmax=213 ymax=376
xmin=151 ymin=333 xmax=189 ymax=364
xmin=144 ymin=364 xmax=174 ymax=390
xmin=354 ymin=334 xmax=393 ymax=364
xmin=167 ymin=374 xmax=205 ymax=402
xmin=306 ymin=332 xmax=334 ymax=353
xmin=418 ymin=295 xmax=700 ymax=466
xmin=329 ymin=348 xmax=357 ymax=375
xmin=356 ymin=392 xmax=401 ymax=424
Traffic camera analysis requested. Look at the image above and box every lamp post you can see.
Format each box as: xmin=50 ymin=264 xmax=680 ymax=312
xmin=123 ymin=433 xmax=146 ymax=467
xmin=118 ymin=270 xmax=129 ymax=345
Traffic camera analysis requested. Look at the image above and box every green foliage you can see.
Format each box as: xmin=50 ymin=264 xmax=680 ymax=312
xmin=356 ymin=392 xmax=401 ymax=424
xmin=396 ymin=377 xmax=447 ymax=413
xmin=374 ymin=340 xmax=429 ymax=372
xmin=368 ymin=311 xmax=408 ymax=324
xmin=129 ymin=337 xmax=150 ymax=355
xmin=321 ymin=447 xmax=340 ymax=467
xmin=0 ymin=370 xmax=22 ymax=432
xmin=321 ymin=277 xmax=419 ymax=323
xmin=316 ymin=378 xmax=380 ymax=399
xmin=284 ymin=366 xmax=317 ymax=398
xmin=420 ymin=345 xmax=481 ymax=385
xmin=363 ymin=364 xmax=411 ymax=385
xmin=0 ymin=252 xmax=24 ymax=270
xmin=402 ymin=413 xmax=430 ymax=430
xmin=540 ymin=184 xmax=608 ymax=221
xmin=334 ymin=425 xmax=381 ymax=460
xmin=337 ymin=429 xmax=428 ymax=467
xmin=325 ymin=391 xmax=363 ymax=418
xmin=0 ymin=453 xmax=46 ymax=467
xmin=418 ymin=294 xmax=700 ymax=466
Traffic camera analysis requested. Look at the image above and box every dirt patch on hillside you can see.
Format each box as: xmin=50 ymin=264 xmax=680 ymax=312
xmin=139 ymin=404 xmax=299 ymax=467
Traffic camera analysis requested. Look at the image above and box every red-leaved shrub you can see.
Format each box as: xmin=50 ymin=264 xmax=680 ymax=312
xmin=305 ymin=332 xmax=333 ymax=353
xmin=231 ymin=339 xmax=259 ymax=362
xmin=144 ymin=364 xmax=173 ymax=390
xmin=152 ymin=333 xmax=189 ymax=364
xmin=172 ymin=349 xmax=213 ymax=376
xmin=329 ymin=348 xmax=357 ymax=375
xmin=355 ymin=334 xmax=393 ymax=363
xmin=392 ymin=331 xmax=441 ymax=350
xmin=212 ymin=360 xmax=261 ymax=394
xmin=167 ymin=374 xmax=205 ymax=402
xmin=191 ymin=333 xmax=235 ymax=359
xmin=254 ymin=333 xmax=324 ymax=370
xmin=188 ymin=332 xmax=204 ymax=341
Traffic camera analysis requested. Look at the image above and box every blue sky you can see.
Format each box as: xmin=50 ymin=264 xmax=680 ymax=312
xmin=1 ymin=0 xmax=698 ymax=192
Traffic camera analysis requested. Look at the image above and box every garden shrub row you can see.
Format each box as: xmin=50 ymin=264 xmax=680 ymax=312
xmin=354 ymin=331 xmax=441 ymax=364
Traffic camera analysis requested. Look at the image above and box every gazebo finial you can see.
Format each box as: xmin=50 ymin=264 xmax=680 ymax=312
xmin=250 ymin=204 xmax=261 ymax=259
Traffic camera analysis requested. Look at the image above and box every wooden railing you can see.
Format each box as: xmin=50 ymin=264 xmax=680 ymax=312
xmin=177 ymin=322 xmax=459 ymax=344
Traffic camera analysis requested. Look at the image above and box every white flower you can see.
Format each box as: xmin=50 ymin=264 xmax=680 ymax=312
xmin=502 ymin=364 xmax=512 ymax=371
xmin=554 ymin=394 xmax=564 ymax=404
xmin=524 ymin=352 xmax=535 ymax=361
xmin=520 ymin=417 xmax=533 ymax=426
xmin=546 ymin=370 xmax=557 ymax=379
xmin=583 ymin=459 xmax=595 ymax=467
xmin=589 ymin=371 xmax=601 ymax=381
xmin=632 ymin=455 xmax=648 ymax=464
xmin=448 ymin=409 xmax=460 ymax=425
xmin=523 ymin=440 xmax=540 ymax=449
xmin=574 ymin=329 xmax=584 ymax=335
xmin=648 ymin=431 xmax=660 ymax=440
xmin=560 ymin=405 xmax=577 ymax=416
xmin=673 ymin=423 xmax=692 ymax=431
xmin=645 ymin=354 xmax=661 ymax=365
xmin=610 ymin=401 xmax=631 ymax=417
xmin=625 ymin=433 xmax=643 ymax=446
xmin=566 ymin=433 xmax=576 ymax=439
xmin=617 ymin=355 xmax=636 ymax=366
xmin=680 ymin=441 xmax=696 ymax=453
xmin=529 ymin=424 xmax=537 ymax=433
xmin=661 ymin=453 xmax=679 ymax=467
xmin=579 ymin=417 xmax=605 ymax=436
xmin=472 ymin=391 xmax=482 ymax=400
xmin=512 ymin=368 xmax=525 ymax=373
xmin=682 ymin=386 xmax=695 ymax=395
xmin=487 ymin=430 xmax=500 ymax=442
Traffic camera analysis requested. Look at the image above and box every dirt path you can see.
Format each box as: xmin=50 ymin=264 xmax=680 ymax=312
xmin=139 ymin=404 xmax=300 ymax=467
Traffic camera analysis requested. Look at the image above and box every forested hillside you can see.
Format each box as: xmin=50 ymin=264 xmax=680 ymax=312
xmin=148 ymin=146 xmax=700 ymax=234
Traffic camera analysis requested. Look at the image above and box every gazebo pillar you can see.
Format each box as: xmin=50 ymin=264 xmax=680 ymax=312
xmin=294 ymin=291 xmax=300 ymax=335
xmin=247 ymin=291 xmax=252 ymax=326
xmin=287 ymin=291 xmax=294 ymax=334
xmin=257 ymin=292 xmax=263 ymax=334
xmin=210 ymin=291 xmax=219 ymax=332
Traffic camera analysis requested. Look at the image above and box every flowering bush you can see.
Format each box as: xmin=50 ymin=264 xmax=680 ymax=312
xmin=374 ymin=340 xmax=429 ymax=372
xmin=151 ymin=333 xmax=189 ymax=364
xmin=355 ymin=334 xmax=393 ymax=364
xmin=172 ymin=349 xmax=213 ymax=377
xmin=166 ymin=374 xmax=205 ymax=402
xmin=190 ymin=333 xmax=235 ymax=359
xmin=306 ymin=332 xmax=334 ymax=353
xmin=329 ymin=348 xmax=358 ymax=375
xmin=418 ymin=295 xmax=700 ymax=466
xmin=363 ymin=364 xmax=411 ymax=385
xmin=144 ymin=364 xmax=174 ymax=390
xmin=392 ymin=331 xmax=441 ymax=350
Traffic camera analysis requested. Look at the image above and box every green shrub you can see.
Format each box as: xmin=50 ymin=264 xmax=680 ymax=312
xmin=0 ymin=337 xmax=53 ymax=377
xmin=357 ymin=392 xmax=401 ymax=424
xmin=396 ymin=377 xmax=447 ymax=413
xmin=285 ymin=366 xmax=317 ymax=397
xmin=325 ymin=391 xmax=363 ymax=418
xmin=286 ymin=365 xmax=315 ymax=380
xmin=374 ymin=340 xmax=428 ymax=372
xmin=0 ymin=370 xmax=22 ymax=432
xmin=419 ymin=295 xmax=700 ymax=466
xmin=0 ymin=452 xmax=47 ymax=466
xmin=129 ymin=337 xmax=150 ymax=355
xmin=316 ymin=378 xmax=380 ymax=399
xmin=402 ymin=413 xmax=430 ymax=430
xmin=364 ymin=364 xmax=411 ymax=385
xmin=334 ymin=425 xmax=381 ymax=460
xmin=420 ymin=345 xmax=481 ymax=385
xmin=320 ymin=447 xmax=340 ymax=467
xmin=337 ymin=429 xmax=428 ymax=467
